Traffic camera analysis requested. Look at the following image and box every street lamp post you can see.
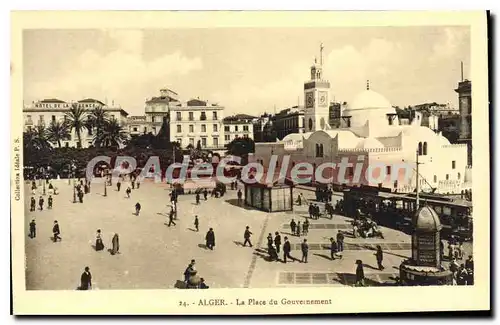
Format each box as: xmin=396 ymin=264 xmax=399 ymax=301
xmin=104 ymin=179 xmax=107 ymax=197
xmin=42 ymin=179 xmax=46 ymax=196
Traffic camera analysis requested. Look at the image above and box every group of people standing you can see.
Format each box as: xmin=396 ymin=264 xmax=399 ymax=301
xmin=289 ymin=218 xmax=310 ymax=237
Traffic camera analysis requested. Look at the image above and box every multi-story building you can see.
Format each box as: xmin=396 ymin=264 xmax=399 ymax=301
xmin=253 ymin=113 xmax=273 ymax=142
xmin=170 ymin=99 xmax=225 ymax=150
xmin=223 ymin=114 xmax=255 ymax=145
xmin=143 ymin=88 xmax=226 ymax=150
xmin=273 ymin=106 xmax=305 ymax=140
xmin=23 ymin=98 xmax=129 ymax=148
xmin=127 ymin=115 xmax=148 ymax=136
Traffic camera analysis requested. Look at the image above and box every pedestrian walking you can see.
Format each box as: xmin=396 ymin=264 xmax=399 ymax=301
xmin=52 ymin=220 xmax=61 ymax=242
xmin=267 ymin=233 xmax=273 ymax=247
xmin=274 ymin=231 xmax=281 ymax=254
xmin=303 ymin=219 xmax=309 ymax=235
xmin=243 ymin=226 xmax=253 ymax=247
xmin=336 ymin=230 xmax=344 ymax=252
xmin=205 ymin=228 xmax=215 ymax=250
xmin=203 ymin=189 xmax=208 ymax=201
xmin=308 ymin=203 xmax=314 ymax=219
xmin=168 ymin=209 xmax=177 ymax=227
xmin=301 ymin=239 xmax=309 ymax=263
xmin=355 ymin=260 xmax=365 ymax=287
xmin=194 ymin=215 xmax=199 ymax=232
xmin=48 ymin=195 xmax=53 ymax=209
xmin=111 ymin=233 xmax=120 ymax=255
xmin=296 ymin=221 xmax=301 ymax=237
xmin=375 ymin=245 xmax=384 ymax=270
xmin=30 ymin=197 xmax=36 ymax=212
xmin=126 ymin=187 xmax=131 ymax=198
xmin=95 ymin=229 xmax=104 ymax=251
xmin=131 ymin=180 xmax=135 ymax=189
xmin=79 ymin=266 xmax=92 ymax=290
xmin=290 ymin=219 xmax=296 ymax=234
xmin=196 ymin=193 xmax=200 ymax=205
xmin=29 ymin=219 xmax=36 ymax=238
xmin=78 ymin=190 xmax=84 ymax=203
xmin=117 ymin=180 xmax=121 ymax=192
xmin=237 ymin=189 xmax=242 ymax=206
xmin=297 ymin=193 xmax=302 ymax=206
xmin=38 ymin=196 xmax=44 ymax=210
xmin=135 ymin=202 xmax=141 ymax=215
xmin=137 ymin=180 xmax=140 ymax=189
xmin=283 ymin=237 xmax=293 ymax=263
xmin=329 ymin=237 xmax=339 ymax=260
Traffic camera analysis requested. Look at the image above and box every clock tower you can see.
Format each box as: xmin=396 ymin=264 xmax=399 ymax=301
xmin=304 ymin=43 xmax=331 ymax=132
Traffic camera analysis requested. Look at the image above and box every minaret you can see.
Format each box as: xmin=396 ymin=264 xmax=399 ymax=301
xmin=304 ymin=43 xmax=331 ymax=132
xmin=455 ymin=61 xmax=472 ymax=166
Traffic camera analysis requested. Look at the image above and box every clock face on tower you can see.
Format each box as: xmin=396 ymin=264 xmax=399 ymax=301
xmin=319 ymin=91 xmax=328 ymax=107
xmin=306 ymin=92 xmax=314 ymax=108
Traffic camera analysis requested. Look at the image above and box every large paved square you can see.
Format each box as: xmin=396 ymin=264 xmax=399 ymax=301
xmin=24 ymin=179 xmax=464 ymax=290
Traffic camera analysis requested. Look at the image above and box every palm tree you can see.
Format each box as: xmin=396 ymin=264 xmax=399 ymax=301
xmin=23 ymin=124 xmax=51 ymax=151
xmin=97 ymin=119 xmax=128 ymax=148
xmin=65 ymin=103 xmax=87 ymax=148
xmin=88 ymin=106 xmax=110 ymax=147
xmin=47 ymin=120 xmax=71 ymax=148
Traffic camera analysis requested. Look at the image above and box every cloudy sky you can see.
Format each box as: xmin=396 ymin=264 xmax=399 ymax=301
xmin=23 ymin=27 xmax=470 ymax=116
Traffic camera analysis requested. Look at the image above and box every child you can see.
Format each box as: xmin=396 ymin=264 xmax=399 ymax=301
xmin=135 ymin=202 xmax=141 ymax=216
xmin=194 ymin=215 xmax=199 ymax=232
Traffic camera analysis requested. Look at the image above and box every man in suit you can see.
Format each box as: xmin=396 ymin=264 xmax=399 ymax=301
xmin=30 ymin=197 xmax=36 ymax=212
xmin=205 ymin=228 xmax=215 ymax=250
xmin=243 ymin=226 xmax=253 ymax=247
xmin=29 ymin=219 xmax=36 ymax=238
xmin=52 ymin=220 xmax=61 ymax=242
xmin=237 ymin=189 xmax=243 ymax=206
xmin=274 ymin=231 xmax=282 ymax=254
xmin=79 ymin=266 xmax=92 ymax=290
xmin=283 ymin=237 xmax=293 ymax=263
xmin=301 ymin=239 xmax=309 ymax=263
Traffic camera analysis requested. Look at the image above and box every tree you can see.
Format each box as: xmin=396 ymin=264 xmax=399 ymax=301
xmin=88 ymin=107 xmax=110 ymax=147
xmin=65 ymin=103 xmax=87 ymax=148
xmin=96 ymin=119 xmax=128 ymax=148
xmin=226 ymin=137 xmax=255 ymax=163
xmin=31 ymin=124 xmax=51 ymax=150
xmin=47 ymin=120 xmax=71 ymax=148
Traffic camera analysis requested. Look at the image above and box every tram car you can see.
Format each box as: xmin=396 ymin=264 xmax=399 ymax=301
xmin=342 ymin=186 xmax=473 ymax=241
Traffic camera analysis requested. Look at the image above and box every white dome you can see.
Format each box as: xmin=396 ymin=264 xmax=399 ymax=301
xmin=356 ymin=137 xmax=384 ymax=149
xmin=350 ymin=89 xmax=392 ymax=110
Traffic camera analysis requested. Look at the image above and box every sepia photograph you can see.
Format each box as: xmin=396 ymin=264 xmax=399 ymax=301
xmin=11 ymin=11 xmax=490 ymax=315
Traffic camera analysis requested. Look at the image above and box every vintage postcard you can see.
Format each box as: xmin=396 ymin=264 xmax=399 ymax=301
xmin=11 ymin=11 xmax=490 ymax=315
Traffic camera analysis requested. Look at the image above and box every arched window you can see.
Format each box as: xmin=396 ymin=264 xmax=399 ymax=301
xmin=446 ymin=174 xmax=449 ymax=180
xmin=423 ymin=142 xmax=428 ymax=155
xmin=308 ymin=118 xmax=313 ymax=131
xmin=320 ymin=144 xmax=324 ymax=157
xmin=418 ymin=142 xmax=423 ymax=155
xmin=458 ymin=172 xmax=461 ymax=180
xmin=433 ymin=175 xmax=437 ymax=183
xmin=315 ymin=144 xmax=319 ymax=157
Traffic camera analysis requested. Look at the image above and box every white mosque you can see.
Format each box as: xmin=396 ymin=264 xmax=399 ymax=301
xmin=253 ymin=48 xmax=471 ymax=194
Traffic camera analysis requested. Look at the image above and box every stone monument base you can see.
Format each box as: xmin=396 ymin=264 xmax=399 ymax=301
xmin=399 ymin=259 xmax=453 ymax=286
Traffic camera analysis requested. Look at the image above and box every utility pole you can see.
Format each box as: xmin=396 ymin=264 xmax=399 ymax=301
xmin=415 ymin=149 xmax=420 ymax=210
